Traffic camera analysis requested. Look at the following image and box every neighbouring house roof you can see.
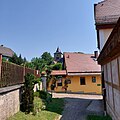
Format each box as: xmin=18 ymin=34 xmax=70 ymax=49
xmin=94 ymin=0 xmax=120 ymax=25
xmin=64 ymin=52 xmax=101 ymax=74
xmin=51 ymin=70 xmax=67 ymax=76
xmin=0 ymin=45 xmax=14 ymax=57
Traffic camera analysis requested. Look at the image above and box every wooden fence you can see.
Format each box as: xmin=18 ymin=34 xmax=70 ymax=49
xmin=0 ymin=61 xmax=40 ymax=88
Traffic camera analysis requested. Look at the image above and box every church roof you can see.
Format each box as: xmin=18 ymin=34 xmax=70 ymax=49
xmin=56 ymin=47 xmax=61 ymax=53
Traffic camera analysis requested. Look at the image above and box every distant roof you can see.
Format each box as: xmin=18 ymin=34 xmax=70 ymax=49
xmin=0 ymin=45 xmax=14 ymax=57
xmin=94 ymin=0 xmax=120 ymax=25
xmin=51 ymin=70 xmax=67 ymax=76
xmin=64 ymin=52 xmax=101 ymax=73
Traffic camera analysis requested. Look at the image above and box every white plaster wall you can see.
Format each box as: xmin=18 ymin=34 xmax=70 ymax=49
xmin=111 ymin=59 xmax=119 ymax=85
xmin=99 ymin=29 xmax=113 ymax=51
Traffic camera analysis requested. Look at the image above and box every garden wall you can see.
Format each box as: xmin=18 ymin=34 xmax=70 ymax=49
xmin=0 ymin=85 xmax=23 ymax=120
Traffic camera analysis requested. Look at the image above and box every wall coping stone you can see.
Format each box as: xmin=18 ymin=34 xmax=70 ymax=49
xmin=0 ymin=84 xmax=24 ymax=94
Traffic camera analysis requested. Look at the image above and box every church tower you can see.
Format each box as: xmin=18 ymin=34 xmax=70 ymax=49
xmin=54 ymin=47 xmax=62 ymax=62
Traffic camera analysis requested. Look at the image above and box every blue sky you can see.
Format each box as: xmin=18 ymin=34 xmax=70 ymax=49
xmin=0 ymin=0 xmax=101 ymax=61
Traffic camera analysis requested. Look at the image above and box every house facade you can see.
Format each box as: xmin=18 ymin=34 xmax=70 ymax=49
xmin=48 ymin=52 xmax=102 ymax=94
xmin=94 ymin=0 xmax=120 ymax=119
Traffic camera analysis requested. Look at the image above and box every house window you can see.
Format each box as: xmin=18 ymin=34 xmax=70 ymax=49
xmin=57 ymin=78 xmax=62 ymax=86
xmin=80 ymin=77 xmax=86 ymax=85
xmin=92 ymin=77 xmax=96 ymax=83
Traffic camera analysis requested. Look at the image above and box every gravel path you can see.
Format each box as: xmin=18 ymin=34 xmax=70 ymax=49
xmin=53 ymin=93 xmax=103 ymax=120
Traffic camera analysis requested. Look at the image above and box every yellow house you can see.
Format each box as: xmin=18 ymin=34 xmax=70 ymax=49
xmin=48 ymin=52 xmax=102 ymax=94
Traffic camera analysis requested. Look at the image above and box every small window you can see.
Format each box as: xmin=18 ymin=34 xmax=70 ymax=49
xmin=80 ymin=77 xmax=86 ymax=85
xmin=57 ymin=78 xmax=62 ymax=86
xmin=92 ymin=77 xmax=96 ymax=83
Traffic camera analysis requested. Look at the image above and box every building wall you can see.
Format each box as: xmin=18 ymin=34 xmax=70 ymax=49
xmin=48 ymin=75 xmax=102 ymax=94
xmin=102 ymin=56 xmax=120 ymax=120
xmin=99 ymin=29 xmax=113 ymax=51
xmin=0 ymin=85 xmax=22 ymax=120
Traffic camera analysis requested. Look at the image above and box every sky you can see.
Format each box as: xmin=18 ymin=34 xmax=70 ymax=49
xmin=0 ymin=0 xmax=102 ymax=61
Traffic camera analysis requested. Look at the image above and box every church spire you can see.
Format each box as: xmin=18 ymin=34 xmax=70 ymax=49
xmin=56 ymin=47 xmax=61 ymax=53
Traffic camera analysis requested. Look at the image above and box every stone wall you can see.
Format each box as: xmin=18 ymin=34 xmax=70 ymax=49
xmin=0 ymin=85 xmax=22 ymax=120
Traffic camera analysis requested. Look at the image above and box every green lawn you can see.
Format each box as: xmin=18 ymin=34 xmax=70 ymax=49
xmin=87 ymin=115 xmax=112 ymax=120
xmin=8 ymin=98 xmax=64 ymax=120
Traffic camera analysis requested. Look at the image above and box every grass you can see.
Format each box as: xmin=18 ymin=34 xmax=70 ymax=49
xmin=8 ymin=98 xmax=64 ymax=120
xmin=87 ymin=115 xmax=112 ymax=120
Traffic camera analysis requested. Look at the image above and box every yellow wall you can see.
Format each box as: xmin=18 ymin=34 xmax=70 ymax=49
xmin=48 ymin=75 xmax=102 ymax=94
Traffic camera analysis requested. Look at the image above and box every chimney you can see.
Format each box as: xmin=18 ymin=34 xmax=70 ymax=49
xmin=94 ymin=51 xmax=98 ymax=58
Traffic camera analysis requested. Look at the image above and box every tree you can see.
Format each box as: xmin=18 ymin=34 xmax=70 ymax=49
xmin=31 ymin=57 xmax=46 ymax=71
xmin=51 ymin=63 xmax=62 ymax=70
xmin=9 ymin=53 xmax=25 ymax=65
xmin=9 ymin=53 xmax=19 ymax=64
xmin=18 ymin=54 xmax=24 ymax=65
xmin=41 ymin=52 xmax=53 ymax=65
xmin=21 ymin=73 xmax=35 ymax=114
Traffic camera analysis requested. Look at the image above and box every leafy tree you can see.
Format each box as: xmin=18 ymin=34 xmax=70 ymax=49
xmin=25 ymin=62 xmax=35 ymax=69
xmin=9 ymin=53 xmax=25 ymax=65
xmin=18 ymin=54 xmax=24 ymax=65
xmin=51 ymin=63 xmax=62 ymax=70
xmin=9 ymin=53 xmax=19 ymax=64
xmin=31 ymin=57 xmax=46 ymax=71
xmin=41 ymin=52 xmax=53 ymax=65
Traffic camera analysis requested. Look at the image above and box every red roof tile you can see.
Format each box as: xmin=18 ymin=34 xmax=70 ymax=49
xmin=94 ymin=0 xmax=120 ymax=24
xmin=64 ymin=52 xmax=101 ymax=73
xmin=51 ymin=70 xmax=67 ymax=75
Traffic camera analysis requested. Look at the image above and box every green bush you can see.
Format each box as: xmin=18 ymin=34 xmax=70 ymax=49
xmin=34 ymin=91 xmax=40 ymax=97
xmin=33 ymin=97 xmax=43 ymax=115
xmin=39 ymin=90 xmax=52 ymax=104
xmin=39 ymin=90 xmax=47 ymax=99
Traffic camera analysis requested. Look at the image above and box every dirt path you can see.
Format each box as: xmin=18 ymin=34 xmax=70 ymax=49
xmin=53 ymin=93 xmax=103 ymax=120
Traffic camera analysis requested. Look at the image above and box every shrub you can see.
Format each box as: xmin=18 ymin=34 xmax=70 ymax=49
xmin=39 ymin=90 xmax=52 ymax=103
xmin=33 ymin=97 xmax=43 ymax=115
xmin=39 ymin=90 xmax=47 ymax=99
xmin=21 ymin=73 xmax=34 ymax=114
xmin=34 ymin=91 xmax=40 ymax=97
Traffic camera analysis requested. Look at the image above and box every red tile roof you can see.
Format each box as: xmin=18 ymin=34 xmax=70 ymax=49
xmin=94 ymin=0 xmax=120 ymax=25
xmin=64 ymin=52 xmax=101 ymax=73
xmin=51 ymin=70 xmax=67 ymax=75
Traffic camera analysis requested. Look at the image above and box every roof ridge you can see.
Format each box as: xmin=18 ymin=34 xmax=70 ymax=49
xmin=95 ymin=0 xmax=107 ymax=5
